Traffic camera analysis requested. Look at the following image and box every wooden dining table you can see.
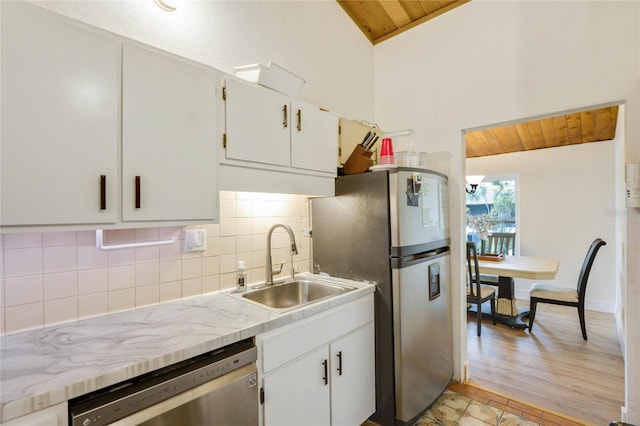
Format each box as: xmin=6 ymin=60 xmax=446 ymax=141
xmin=473 ymin=255 xmax=560 ymax=329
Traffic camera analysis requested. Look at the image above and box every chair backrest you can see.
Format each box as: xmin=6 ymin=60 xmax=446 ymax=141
xmin=481 ymin=232 xmax=516 ymax=255
xmin=466 ymin=242 xmax=481 ymax=300
xmin=577 ymin=238 xmax=607 ymax=303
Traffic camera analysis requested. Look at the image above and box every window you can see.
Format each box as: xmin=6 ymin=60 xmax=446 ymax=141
xmin=466 ymin=176 xmax=517 ymax=253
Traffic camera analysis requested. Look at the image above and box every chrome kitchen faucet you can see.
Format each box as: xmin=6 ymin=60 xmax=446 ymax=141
xmin=265 ymin=223 xmax=298 ymax=285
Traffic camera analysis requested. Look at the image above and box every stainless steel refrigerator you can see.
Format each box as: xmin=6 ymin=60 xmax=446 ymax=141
xmin=311 ymin=167 xmax=452 ymax=426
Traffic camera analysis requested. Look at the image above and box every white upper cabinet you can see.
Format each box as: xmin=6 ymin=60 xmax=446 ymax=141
xmin=122 ymin=44 xmax=219 ymax=222
xmin=223 ymin=78 xmax=338 ymax=176
xmin=290 ymin=99 xmax=338 ymax=174
xmin=1 ymin=2 xmax=119 ymax=226
xmin=224 ymin=78 xmax=290 ymax=167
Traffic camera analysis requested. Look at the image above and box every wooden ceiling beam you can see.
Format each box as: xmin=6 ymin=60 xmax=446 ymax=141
xmin=527 ymin=121 xmax=548 ymax=149
xmin=379 ymin=0 xmax=412 ymax=28
xmin=552 ymin=116 xmax=570 ymax=146
xmin=374 ymin=0 xmax=470 ymax=44
xmin=566 ymin=112 xmax=583 ymax=144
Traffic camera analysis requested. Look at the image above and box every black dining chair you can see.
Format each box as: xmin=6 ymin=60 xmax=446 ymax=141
xmin=528 ymin=238 xmax=606 ymax=340
xmin=467 ymin=242 xmax=497 ymax=336
xmin=481 ymin=232 xmax=516 ymax=256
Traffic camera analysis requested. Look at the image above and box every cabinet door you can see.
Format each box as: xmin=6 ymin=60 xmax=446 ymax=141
xmin=1 ymin=2 xmax=119 ymax=226
xmin=262 ymin=346 xmax=330 ymax=426
xmin=224 ymin=79 xmax=290 ymax=167
xmin=291 ymin=100 xmax=338 ymax=174
xmin=330 ymin=322 xmax=376 ymax=426
xmin=122 ymin=44 xmax=218 ymax=221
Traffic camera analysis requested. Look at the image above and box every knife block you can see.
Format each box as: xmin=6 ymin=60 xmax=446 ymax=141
xmin=343 ymin=145 xmax=374 ymax=175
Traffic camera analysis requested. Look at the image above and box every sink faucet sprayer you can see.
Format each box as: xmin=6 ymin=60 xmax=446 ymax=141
xmin=265 ymin=223 xmax=298 ymax=285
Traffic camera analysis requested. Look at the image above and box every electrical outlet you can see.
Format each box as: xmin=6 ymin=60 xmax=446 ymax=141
xmin=184 ymin=229 xmax=206 ymax=252
xmin=303 ymin=227 xmax=312 ymax=237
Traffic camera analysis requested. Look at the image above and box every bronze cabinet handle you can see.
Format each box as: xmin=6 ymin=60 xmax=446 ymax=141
xmin=297 ymin=109 xmax=302 ymax=131
xmin=336 ymin=351 xmax=343 ymax=376
xmin=283 ymin=104 xmax=288 ymax=128
xmin=135 ymin=176 xmax=141 ymax=209
xmin=100 ymin=175 xmax=106 ymax=210
xmin=322 ymin=359 xmax=328 ymax=385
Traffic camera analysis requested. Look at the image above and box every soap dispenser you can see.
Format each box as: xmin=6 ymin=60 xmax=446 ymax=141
xmin=236 ymin=260 xmax=247 ymax=293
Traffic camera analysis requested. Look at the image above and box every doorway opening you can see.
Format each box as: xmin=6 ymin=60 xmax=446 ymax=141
xmin=461 ymin=102 xmax=625 ymax=425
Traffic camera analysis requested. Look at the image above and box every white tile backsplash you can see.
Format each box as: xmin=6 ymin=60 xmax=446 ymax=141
xmin=43 ymin=231 xmax=77 ymax=247
xmin=135 ymin=284 xmax=159 ymax=307
xmin=159 ymin=260 xmax=181 ymax=284
xmin=43 ymin=271 xmax=78 ymax=300
xmin=181 ymin=258 xmax=201 ymax=280
xmin=4 ymin=275 xmax=43 ymax=306
xmin=78 ymin=245 xmax=108 ymax=270
xmin=44 ymin=296 xmax=78 ymax=325
xmin=159 ymin=281 xmax=181 ymax=302
xmin=135 ymin=262 xmax=159 ymax=287
xmin=78 ymin=268 xmax=108 ymax=295
xmin=181 ymin=278 xmax=201 ymax=297
xmin=108 ymin=288 xmax=135 ymax=312
xmin=43 ymin=246 xmax=77 ymax=273
xmin=5 ymin=302 xmax=43 ymax=333
xmin=108 ymin=265 xmax=135 ymax=290
xmin=0 ymin=192 xmax=312 ymax=335
xmin=79 ymin=292 xmax=108 ymax=318
xmin=3 ymin=232 xmax=43 ymax=249
xmin=4 ymin=248 xmax=43 ymax=278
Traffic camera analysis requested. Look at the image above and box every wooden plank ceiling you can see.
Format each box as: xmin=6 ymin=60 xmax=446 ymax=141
xmin=465 ymin=106 xmax=619 ymax=158
xmin=337 ymin=0 xmax=470 ymax=45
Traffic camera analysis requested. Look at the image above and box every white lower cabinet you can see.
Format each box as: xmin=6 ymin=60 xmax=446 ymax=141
xmin=257 ymin=294 xmax=375 ymax=426
xmin=262 ymin=345 xmax=331 ymax=426
xmin=329 ymin=322 xmax=376 ymax=426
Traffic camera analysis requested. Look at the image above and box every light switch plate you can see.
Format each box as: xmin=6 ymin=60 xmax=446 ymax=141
xmin=184 ymin=230 xmax=207 ymax=252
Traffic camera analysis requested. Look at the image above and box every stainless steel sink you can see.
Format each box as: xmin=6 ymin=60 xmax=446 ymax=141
xmin=239 ymin=279 xmax=355 ymax=312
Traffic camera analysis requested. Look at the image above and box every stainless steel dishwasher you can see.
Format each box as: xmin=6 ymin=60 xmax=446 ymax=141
xmin=69 ymin=338 xmax=258 ymax=426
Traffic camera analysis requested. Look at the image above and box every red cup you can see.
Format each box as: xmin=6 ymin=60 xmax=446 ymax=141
xmin=379 ymin=138 xmax=394 ymax=165
xmin=380 ymin=138 xmax=394 ymax=156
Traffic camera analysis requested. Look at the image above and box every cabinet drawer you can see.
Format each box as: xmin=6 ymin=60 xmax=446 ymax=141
xmin=259 ymin=294 xmax=373 ymax=373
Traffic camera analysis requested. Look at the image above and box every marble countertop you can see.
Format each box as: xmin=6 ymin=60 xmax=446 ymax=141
xmin=0 ymin=274 xmax=374 ymax=423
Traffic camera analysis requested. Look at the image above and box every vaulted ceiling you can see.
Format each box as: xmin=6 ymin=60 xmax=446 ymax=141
xmin=337 ymin=0 xmax=470 ymax=45
xmin=336 ymin=2 xmax=619 ymax=159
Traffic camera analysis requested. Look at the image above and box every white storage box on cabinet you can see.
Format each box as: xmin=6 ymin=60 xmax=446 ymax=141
xmin=256 ymin=294 xmax=375 ymax=426
xmin=234 ymin=62 xmax=305 ymax=98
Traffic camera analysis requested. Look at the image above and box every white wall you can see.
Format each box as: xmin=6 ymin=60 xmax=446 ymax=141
xmin=374 ymin=1 xmax=640 ymax=421
xmin=467 ymin=141 xmax=616 ymax=312
xmin=30 ymin=0 xmax=374 ymax=120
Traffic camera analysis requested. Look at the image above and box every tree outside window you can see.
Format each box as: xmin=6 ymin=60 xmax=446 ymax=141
xmin=466 ymin=178 xmax=516 ymax=246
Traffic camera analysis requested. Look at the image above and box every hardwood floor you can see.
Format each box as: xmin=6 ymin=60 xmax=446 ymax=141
xmin=466 ymin=302 xmax=625 ymax=426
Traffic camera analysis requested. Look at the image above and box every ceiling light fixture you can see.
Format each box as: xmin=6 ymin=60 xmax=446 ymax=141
xmin=466 ymin=175 xmax=484 ymax=194
xmin=154 ymin=0 xmax=178 ymax=12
